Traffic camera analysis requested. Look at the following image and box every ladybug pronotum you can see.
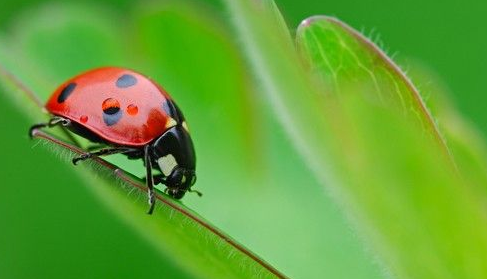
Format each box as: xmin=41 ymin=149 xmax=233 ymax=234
xmin=30 ymin=67 xmax=199 ymax=214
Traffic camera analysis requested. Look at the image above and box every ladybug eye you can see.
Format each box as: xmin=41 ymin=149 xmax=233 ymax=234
xmin=102 ymin=98 xmax=120 ymax=115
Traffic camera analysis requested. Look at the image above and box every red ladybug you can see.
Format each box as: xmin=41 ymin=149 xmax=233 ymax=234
xmin=30 ymin=67 xmax=199 ymax=214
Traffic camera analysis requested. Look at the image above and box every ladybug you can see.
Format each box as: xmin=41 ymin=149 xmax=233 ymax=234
xmin=30 ymin=67 xmax=199 ymax=214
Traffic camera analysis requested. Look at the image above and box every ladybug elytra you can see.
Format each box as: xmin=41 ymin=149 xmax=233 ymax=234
xmin=30 ymin=67 xmax=199 ymax=214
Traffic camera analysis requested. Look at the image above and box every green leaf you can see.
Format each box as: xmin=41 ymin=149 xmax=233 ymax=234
xmin=296 ymin=16 xmax=451 ymax=161
xmin=225 ymin=1 xmax=487 ymax=278
xmin=29 ymin=129 xmax=285 ymax=279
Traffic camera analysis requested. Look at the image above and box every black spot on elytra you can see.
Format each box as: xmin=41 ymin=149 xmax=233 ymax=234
xmin=57 ymin=83 xmax=76 ymax=103
xmin=116 ymin=74 xmax=137 ymax=88
xmin=103 ymin=109 xmax=122 ymax=126
xmin=103 ymin=106 xmax=120 ymax=115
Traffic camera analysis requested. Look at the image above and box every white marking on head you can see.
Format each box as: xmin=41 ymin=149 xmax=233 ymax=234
xmin=165 ymin=118 xmax=177 ymax=129
xmin=157 ymin=154 xmax=178 ymax=176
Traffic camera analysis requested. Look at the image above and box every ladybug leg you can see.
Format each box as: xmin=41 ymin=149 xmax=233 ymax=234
xmin=29 ymin=116 xmax=71 ymax=138
xmin=86 ymin=144 xmax=108 ymax=152
xmin=30 ymin=116 xmax=82 ymax=147
xmin=144 ymin=145 xmax=156 ymax=214
xmin=29 ymin=123 xmax=48 ymax=138
xmin=72 ymin=147 xmax=137 ymax=165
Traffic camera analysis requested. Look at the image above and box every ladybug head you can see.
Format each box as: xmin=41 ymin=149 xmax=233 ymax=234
xmin=165 ymin=167 xmax=196 ymax=199
xmin=152 ymin=124 xmax=197 ymax=200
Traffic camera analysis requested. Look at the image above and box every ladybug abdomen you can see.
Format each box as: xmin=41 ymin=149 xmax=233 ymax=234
xmin=45 ymin=67 xmax=177 ymax=146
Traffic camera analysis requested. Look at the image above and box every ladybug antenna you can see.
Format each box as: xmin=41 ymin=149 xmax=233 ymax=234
xmin=188 ymin=188 xmax=203 ymax=197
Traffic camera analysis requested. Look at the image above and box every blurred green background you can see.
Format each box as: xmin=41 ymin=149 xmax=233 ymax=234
xmin=0 ymin=0 xmax=485 ymax=278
